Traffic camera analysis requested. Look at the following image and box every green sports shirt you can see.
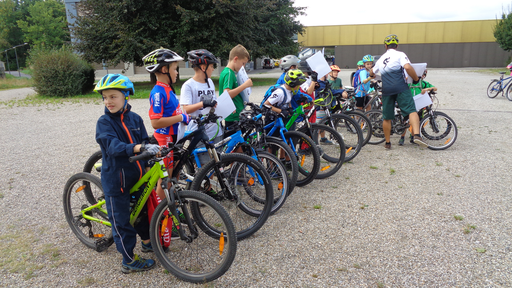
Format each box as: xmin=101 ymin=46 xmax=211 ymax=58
xmin=219 ymin=67 xmax=243 ymax=122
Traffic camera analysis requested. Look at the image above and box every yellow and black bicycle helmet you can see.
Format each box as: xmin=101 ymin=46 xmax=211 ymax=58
xmin=384 ymin=34 xmax=399 ymax=45
xmin=284 ymin=69 xmax=307 ymax=88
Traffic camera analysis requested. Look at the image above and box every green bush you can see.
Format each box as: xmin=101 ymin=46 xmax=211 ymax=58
xmin=30 ymin=48 xmax=95 ymax=97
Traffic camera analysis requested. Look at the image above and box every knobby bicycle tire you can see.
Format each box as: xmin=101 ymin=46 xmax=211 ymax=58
xmin=506 ymin=82 xmax=512 ymax=101
xmin=299 ymin=123 xmax=345 ymax=179
xmin=63 ymin=172 xmax=113 ymax=252
xmin=190 ymin=153 xmax=273 ymax=240
xmin=320 ymin=113 xmax=364 ymax=162
xmin=364 ymin=110 xmax=386 ymax=145
xmin=341 ymin=110 xmax=373 ymax=146
xmin=149 ymin=191 xmax=237 ymax=283
xmin=83 ymin=150 xmax=102 ymax=180
xmin=420 ymin=111 xmax=458 ymax=150
xmin=284 ymin=130 xmax=320 ymax=187
xmin=253 ymin=151 xmax=289 ymax=215
xmin=487 ymin=80 xmax=501 ymax=98
xmin=258 ymin=137 xmax=299 ymax=195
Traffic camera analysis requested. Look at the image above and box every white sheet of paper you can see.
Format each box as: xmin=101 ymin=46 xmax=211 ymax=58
xmin=306 ymin=51 xmax=331 ymax=79
xmin=215 ymin=90 xmax=236 ymax=119
xmin=236 ymin=66 xmax=251 ymax=103
xmin=406 ymin=63 xmax=427 ymax=83
xmin=413 ymin=92 xmax=433 ymax=111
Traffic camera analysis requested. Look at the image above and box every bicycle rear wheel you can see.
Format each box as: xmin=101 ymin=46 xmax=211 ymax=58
xmin=190 ymin=153 xmax=273 ymax=240
xmin=321 ymin=113 xmax=364 ymax=162
xmin=150 ymin=190 xmax=237 ymax=283
xmin=63 ymin=172 xmax=113 ymax=252
xmin=420 ymin=111 xmax=458 ymax=150
xmin=364 ymin=109 xmax=386 ymax=145
xmin=83 ymin=150 xmax=102 ymax=179
xmin=254 ymin=151 xmax=289 ymax=214
xmin=302 ymin=123 xmax=345 ymax=179
xmin=487 ymin=80 xmax=501 ymax=98
xmin=284 ymin=131 xmax=320 ymax=187
xmin=342 ymin=110 xmax=372 ymax=146
xmin=258 ymin=137 xmax=298 ymax=195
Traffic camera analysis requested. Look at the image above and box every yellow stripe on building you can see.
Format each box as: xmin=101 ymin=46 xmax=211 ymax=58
xmin=298 ymin=20 xmax=497 ymax=47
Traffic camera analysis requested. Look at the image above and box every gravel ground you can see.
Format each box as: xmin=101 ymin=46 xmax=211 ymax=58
xmin=1 ymin=69 xmax=512 ymax=287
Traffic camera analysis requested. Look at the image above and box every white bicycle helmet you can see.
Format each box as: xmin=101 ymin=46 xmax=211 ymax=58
xmin=280 ymin=55 xmax=300 ymax=71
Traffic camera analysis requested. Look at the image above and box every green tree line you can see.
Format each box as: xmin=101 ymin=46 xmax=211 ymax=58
xmin=71 ymin=0 xmax=305 ymax=67
xmin=0 ymin=0 xmax=69 ymax=70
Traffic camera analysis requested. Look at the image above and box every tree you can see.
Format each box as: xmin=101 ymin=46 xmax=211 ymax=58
xmin=17 ymin=0 xmax=70 ymax=49
xmin=494 ymin=10 xmax=512 ymax=52
xmin=71 ymin=0 xmax=305 ymax=66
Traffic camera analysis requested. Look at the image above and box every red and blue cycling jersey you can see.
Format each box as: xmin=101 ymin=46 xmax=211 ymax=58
xmin=149 ymin=81 xmax=183 ymax=137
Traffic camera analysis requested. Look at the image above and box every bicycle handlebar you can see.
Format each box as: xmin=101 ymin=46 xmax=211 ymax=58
xmin=129 ymin=146 xmax=174 ymax=163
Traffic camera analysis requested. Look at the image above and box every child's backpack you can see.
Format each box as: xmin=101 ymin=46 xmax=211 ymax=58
xmin=352 ymin=68 xmax=364 ymax=87
xmin=260 ymin=84 xmax=288 ymax=108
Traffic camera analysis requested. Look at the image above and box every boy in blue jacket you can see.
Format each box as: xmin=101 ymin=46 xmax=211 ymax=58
xmin=95 ymin=74 xmax=160 ymax=273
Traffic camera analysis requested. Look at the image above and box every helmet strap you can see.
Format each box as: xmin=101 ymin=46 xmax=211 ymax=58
xmin=204 ymin=64 xmax=210 ymax=88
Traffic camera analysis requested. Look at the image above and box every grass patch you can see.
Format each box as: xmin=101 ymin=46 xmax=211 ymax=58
xmin=0 ymin=77 xmax=278 ymax=107
xmin=0 ymin=232 xmax=43 ymax=279
xmin=436 ymin=162 xmax=443 ymax=166
xmin=0 ymin=75 xmax=34 ymax=90
xmin=463 ymin=224 xmax=477 ymax=234
xmin=475 ymin=248 xmax=487 ymax=253
xmin=377 ymin=282 xmax=385 ymax=288
xmin=389 ymin=168 xmax=396 ymax=175
xmin=454 ymin=215 xmax=464 ymax=221
xmin=313 ymin=204 xmax=322 ymax=209
xmin=370 ymin=166 xmax=378 ymax=169
xmin=77 ymin=276 xmax=97 ymax=286
xmin=360 ymin=204 xmax=368 ymax=209
xmin=353 ymin=263 xmax=362 ymax=269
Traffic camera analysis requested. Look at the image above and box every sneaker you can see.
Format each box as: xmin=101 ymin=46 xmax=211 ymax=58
xmin=398 ymin=137 xmax=405 ymax=146
xmin=409 ymin=135 xmax=415 ymax=144
xmin=413 ymin=135 xmax=428 ymax=148
xmin=320 ymin=137 xmax=333 ymax=145
xmin=384 ymin=142 xmax=391 ymax=149
xmin=121 ymin=254 xmax=155 ymax=274
xmin=141 ymin=241 xmax=153 ymax=253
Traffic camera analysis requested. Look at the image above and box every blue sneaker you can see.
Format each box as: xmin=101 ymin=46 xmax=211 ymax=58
xmin=320 ymin=137 xmax=333 ymax=145
xmin=121 ymin=254 xmax=155 ymax=273
xmin=141 ymin=241 xmax=153 ymax=253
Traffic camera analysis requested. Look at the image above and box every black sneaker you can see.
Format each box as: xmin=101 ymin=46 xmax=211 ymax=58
xmin=121 ymin=254 xmax=155 ymax=274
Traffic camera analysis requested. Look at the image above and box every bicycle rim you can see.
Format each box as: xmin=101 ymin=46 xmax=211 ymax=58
xmin=420 ymin=111 xmax=458 ymax=150
xmin=364 ymin=110 xmax=386 ymax=145
xmin=254 ymin=151 xmax=289 ymax=214
xmin=307 ymin=124 xmax=345 ymax=179
xmin=63 ymin=172 xmax=113 ymax=251
xmin=342 ymin=111 xmax=372 ymax=146
xmin=258 ymin=138 xmax=298 ymax=195
xmin=284 ymin=131 xmax=320 ymax=187
xmin=150 ymin=191 xmax=237 ymax=283
xmin=323 ymin=114 xmax=364 ymax=162
xmin=190 ymin=153 xmax=273 ymax=240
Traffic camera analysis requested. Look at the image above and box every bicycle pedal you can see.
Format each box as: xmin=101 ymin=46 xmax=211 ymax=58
xmin=94 ymin=237 xmax=113 ymax=252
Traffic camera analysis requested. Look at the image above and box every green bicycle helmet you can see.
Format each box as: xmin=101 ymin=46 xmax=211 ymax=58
xmin=384 ymin=34 xmax=399 ymax=45
xmin=357 ymin=60 xmax=364 ymax=66
xmin=362 ymin=54 xmax=374 ymax=63
xmin=94 ymin=74 xmax=134 ymax=96
xmin=284 ymin=69 xmax=306 ymax=88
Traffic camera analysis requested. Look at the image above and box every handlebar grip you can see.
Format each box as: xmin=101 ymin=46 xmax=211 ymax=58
xmin=129 ymin=151 xmax=152 ymax=163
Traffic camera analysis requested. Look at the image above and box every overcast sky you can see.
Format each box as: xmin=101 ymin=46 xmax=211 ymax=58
xmin=293 ymin=0 xmax=511 ymax=26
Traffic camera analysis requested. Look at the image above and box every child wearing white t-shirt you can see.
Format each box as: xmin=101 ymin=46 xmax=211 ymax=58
xmin=180 ymin=49 xmax=222 ymax=140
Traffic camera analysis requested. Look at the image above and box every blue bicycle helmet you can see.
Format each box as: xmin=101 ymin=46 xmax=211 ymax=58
xmin=362 ymin=54 xmax=374 ymax=63
xmin=94 ymin=74 xmax=135 ymax=96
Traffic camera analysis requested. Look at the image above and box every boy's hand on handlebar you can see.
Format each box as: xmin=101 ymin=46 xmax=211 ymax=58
xmin=143 ymin=144 xmax=161 ymax=155
xmin=280 ymin=108 xmax=292 ymax=118
xmin=311 ymin=71 xmax=318 ymax=82
xmin=181 ymin=113 xmax=191 ymax=124
xmin=202 ymin=99 xmax=217 ymax=108
xmin=412 ymin=78 xmax=421 ymax=84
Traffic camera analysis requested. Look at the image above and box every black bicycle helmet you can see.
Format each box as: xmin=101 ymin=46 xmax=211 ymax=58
xmin=187 ymin=49 xmax=219 ymax=66
xmin=142 ymin=48 xmax=184 ymax=73
xmin=187 ymin=49 xmax=219 ymax=88
xmin=298 ymin=59 xmax=312 ymax=74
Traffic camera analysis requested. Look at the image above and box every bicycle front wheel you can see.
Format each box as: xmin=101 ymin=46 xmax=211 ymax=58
xmin=342 ymin=110 xmax=372 ymax=146
xmin=487 ymin=80 xmax=500 ymax=98
xmin=302 ymin=123 xmax=345 ymax=179
xmin=254 ymin=151 xmax=289 ymax=215
xmin=284 ymin=131 xmax=320 ymax=187
xmin=63 ymin=172 xmax=113 ymax=252
xmin=190 ymin=153 xmax=273 ymax=240
xmin=420 ymin=111 xmax=458 ymax=150
xmin=506 ymin=82 xmax=512 ymax=101
xmin=150 ymin=190 xmax=237 ymax=283
xmin=364 ymin=109 xmax=386 ymax=145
